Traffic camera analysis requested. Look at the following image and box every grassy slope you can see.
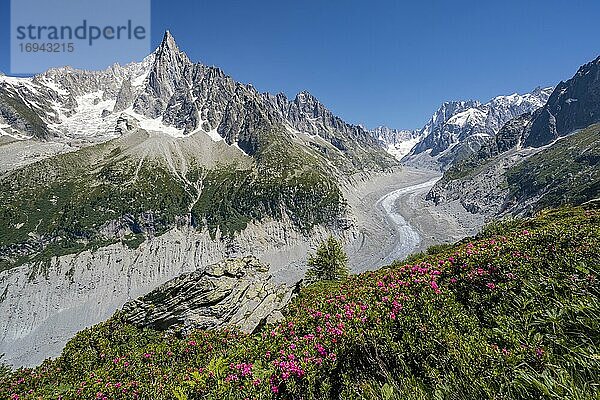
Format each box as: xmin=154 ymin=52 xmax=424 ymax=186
xmin=0 ymin=138 xmax=193 ymax=272
xmin=505 ymin=124 xmax=600 ymax=212
xmin=192 ymin=126 xmax=346 ymax=239
xmin=0 ymin=126 xmax=346 ymax=272
xmin=435 ymin=123 xmax=600 ymax=217
xmin=2 ymin=206 xmax=598 ymax=399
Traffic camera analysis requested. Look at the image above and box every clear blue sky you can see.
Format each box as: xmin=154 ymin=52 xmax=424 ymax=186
xmin=1 ymin=0 xmax=599 ymax=129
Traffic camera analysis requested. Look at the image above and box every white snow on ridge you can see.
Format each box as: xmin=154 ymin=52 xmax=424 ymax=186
xmin=204 ymin=128 xmax=223 ymax=142
xmin=386 ymin=137 xmax=420 ymax=160
xmin=38 ymin=79 xmax=69 ymax=96
xmin=447 ymin=108 xmax=486 ymax=127
xmin=124 ymin=109 xmax=185 ymax=138
xmin=0 ymin=123 xmax=33 ymax=140
xmin=132 ymin=70 xmax=150 ymax=87
xmin=188 ymin=111 xmax=224 ymax=142
xmin=50 ymin=91 xmax=119 ymax=139
xmin=0 ymin=75 xmax=33 ymax=86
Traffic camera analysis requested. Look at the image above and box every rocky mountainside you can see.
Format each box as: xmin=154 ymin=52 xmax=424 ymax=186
xmin=523 ymin=56 xmax=600 ymax=147
xmin=0 ymin=31 xmax=398 ymax=368
xmin=0 ymin=31 xmax=394 ymax=171
xmin=368 ymin=126 xmax=422 ymax=160
xmin=428 ymin=54 xmax=600 ymax=219
xmin=402 ymin=87 xmax=553 ymax=170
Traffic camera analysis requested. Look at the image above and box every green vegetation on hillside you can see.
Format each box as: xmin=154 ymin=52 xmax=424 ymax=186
xmin=435 ymin=123 xmax=600 ymax=218
xmin=192 ymin=128 xmax=345 ymax=239
xmin=2 ymin=206 xmax=598 ymax=399
xmin=0 ymin=126 xmax=346 ymax=272
xmin=506 ymin=123 xmax=600 ymax=212
xmin=0 ymin=143 xmax=192 ymax=272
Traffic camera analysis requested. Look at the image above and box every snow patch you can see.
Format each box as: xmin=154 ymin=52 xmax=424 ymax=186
xmin=39 ymin=79 xmax=69 ymax=96
xmin=189 ymin=111 xmax=223 ymax=142
xmin=124 ymin=109 xmax=185 ymax=138
xmin=0 ymin=123 xmax=33 ymax=140
xmin=204 ymin=128 xmax=223 ymax=142
xmin=447 ymin=108 xmax=486 ymax=127
xmin=385 ymin=137 xmax=420 ymax=160
xmin=131 ymin=70 xmax=149 ymax=87
xmin=50 ymin=91 xmax=119 ymax=138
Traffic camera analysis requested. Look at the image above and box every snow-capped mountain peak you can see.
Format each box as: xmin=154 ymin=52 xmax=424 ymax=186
xmin=0 ymin=31 xmax=394 ymax=169
xmin=402 ymin=87 xmax=553 ymax=169
xmin=368 ymin=126 xmax=422 ymax=160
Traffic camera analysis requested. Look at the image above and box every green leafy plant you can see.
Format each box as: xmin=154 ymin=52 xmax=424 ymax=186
xmin=305 ymin=236 xmax=349 ymax=284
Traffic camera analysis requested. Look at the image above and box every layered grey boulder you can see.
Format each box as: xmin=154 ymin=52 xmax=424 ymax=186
xmin=121 ymin=256 xmax=293 ymax=333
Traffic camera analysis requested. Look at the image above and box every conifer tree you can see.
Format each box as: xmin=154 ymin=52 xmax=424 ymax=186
xmin=305 ymin=236 xmax=349 ymax=283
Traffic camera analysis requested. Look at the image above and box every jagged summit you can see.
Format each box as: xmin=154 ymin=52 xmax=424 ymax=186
xmin=402 ymin=87 xmax=553 ymax=170
xmin=294 ymin=90 xmax=317 ymax=103
xmin=0 ymin=29 xmax=395 ymax=170
xmin=523 ymin=55 xmax=600 ymax=147
xmin=155 ymin=30 xmax=189 ymax=62
xmin=132 ymin=31 xmax=192 ymax=118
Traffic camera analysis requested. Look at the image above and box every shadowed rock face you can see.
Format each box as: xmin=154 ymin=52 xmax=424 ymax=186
xmin=121 ymin=256 xmax=292 ymax=334
xmin=524 ymin=56 xmax=600 ymax=147
xmin=495 ymin=112 xmax=534 ymax=153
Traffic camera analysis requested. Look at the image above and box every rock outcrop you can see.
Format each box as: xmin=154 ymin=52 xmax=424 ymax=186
xmin=121 ymin=256 xmax=292 ymax=333
xmin=524 ymin=56 xmax=600 ymax=147
xmin=0 ymin=218 xmax=337 ymax=368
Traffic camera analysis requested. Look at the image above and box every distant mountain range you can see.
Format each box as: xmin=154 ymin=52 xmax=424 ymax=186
xmin=370 ymin=87 xmax=553 ymax=170
xmin=427 ymin=55 xmax=600 ymax=218
xmin=368 ymin=54 xmax=600 ymax=220
xmin=0 ymin=31 xmax=394 ymax=171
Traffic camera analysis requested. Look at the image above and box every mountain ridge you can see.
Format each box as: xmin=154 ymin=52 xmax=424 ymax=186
xmin=400 ymin=87 xmax=553 ymax=170
xmin=0 ymin=31 xmax=395 ymax=171
xmin=427 ymin=53 xmax=600 ymax=219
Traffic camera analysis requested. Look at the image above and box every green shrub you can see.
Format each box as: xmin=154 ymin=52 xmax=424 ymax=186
xmin=305 ymin=236 xmax=349 ymax=284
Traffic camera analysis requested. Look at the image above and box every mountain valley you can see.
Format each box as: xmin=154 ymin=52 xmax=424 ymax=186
xmin=0 ymin=27 xmax=599 ymax=400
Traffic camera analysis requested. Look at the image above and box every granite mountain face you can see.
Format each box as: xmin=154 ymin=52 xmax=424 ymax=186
xmin=399 ymin=88 xmax=553 ymax=170
xmin=523 ymin=56 xmax=600 ymax=147
xmin=0 ymin=31 xmax=396 ymax=367
xmin=427 ymin=55 xmax=600 ymax=219
xmin=0 ymin=31 xmax=392 ymax=170
xmin=368 ymin=126 xmax=422 ymax=160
